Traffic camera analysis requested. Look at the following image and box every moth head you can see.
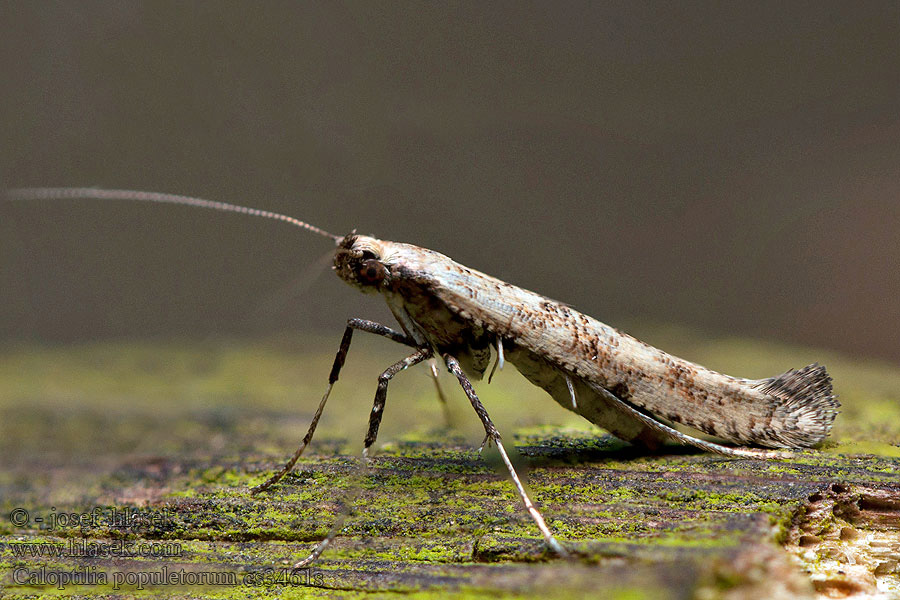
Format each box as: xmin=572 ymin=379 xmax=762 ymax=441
xmin=333 ymin=233 xmax=391 ymax=292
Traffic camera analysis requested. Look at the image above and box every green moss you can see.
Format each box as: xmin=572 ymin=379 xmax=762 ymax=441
xmin=2 ymin=333 xmax=899 ymax=598
xmin=827 ymin=440 xmax=900 ymax=458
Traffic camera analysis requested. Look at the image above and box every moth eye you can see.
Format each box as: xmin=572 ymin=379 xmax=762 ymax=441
xmin=358 ymin=259 xmax=386 ymax=285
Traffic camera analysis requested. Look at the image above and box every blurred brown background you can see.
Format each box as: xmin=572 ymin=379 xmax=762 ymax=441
xmin=0 ymin=2 xmax=897 ymax=362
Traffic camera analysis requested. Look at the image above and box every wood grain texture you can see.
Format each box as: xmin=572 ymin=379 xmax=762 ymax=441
xmin=1 ymin=334 xmax=897 ymax=598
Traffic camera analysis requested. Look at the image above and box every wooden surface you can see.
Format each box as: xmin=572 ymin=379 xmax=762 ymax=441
xmin=1 ymin=329 xmax=899 ymax=599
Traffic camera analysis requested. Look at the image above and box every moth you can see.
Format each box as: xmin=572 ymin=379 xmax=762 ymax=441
xmin=5 ymin=188 xmax=839 ymax=564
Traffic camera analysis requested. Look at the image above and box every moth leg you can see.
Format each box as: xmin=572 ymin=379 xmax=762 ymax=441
xmin=487 ymin=337 xmax=505 ymax=384
xmin=444 ymin=354 xmax=569 ymax=558
xmin=588 ymin=383 xmax=792 ymax=459
xmin=294 ymin=348 xmax=433 ymax=567
xmin=363 ymin=348 xmax=433 ymax=455
xmin=293 ymin=455 xmax=367 ymax=569
xmin=428 ymin=358 xmax=454 ymax=427
xmin=250 ymin=318 xmax=416 ymax=494
xmin=565 ymin=375 xmax=578 ymax=409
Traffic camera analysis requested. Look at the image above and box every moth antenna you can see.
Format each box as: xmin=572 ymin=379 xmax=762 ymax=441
xmin=3 ymin=187 xmax=342 ymax=243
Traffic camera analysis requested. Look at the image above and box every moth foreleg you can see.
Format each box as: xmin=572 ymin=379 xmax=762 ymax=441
xmin=363 ymin=348 xmax=433 ymax=455
xmin=295 ymin=347 xmax=433 ymax=567
xmin=293 ymin=455 xmax=367 ymax=569
xmin=444 ymin=354 xmax=569 ymax=558
xmin=250 ymin=318 xmax=416 ymax=494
